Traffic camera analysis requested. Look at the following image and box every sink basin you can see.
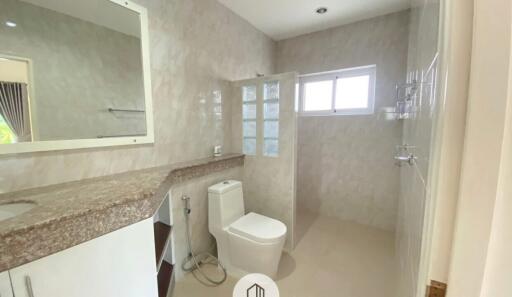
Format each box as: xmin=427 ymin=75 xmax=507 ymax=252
xmin=0 ymin=202 xmax=37 ymax=222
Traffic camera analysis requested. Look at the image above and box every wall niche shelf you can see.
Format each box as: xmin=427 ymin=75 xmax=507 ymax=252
xmin=153 ymin=193 xmax=175 ymax=297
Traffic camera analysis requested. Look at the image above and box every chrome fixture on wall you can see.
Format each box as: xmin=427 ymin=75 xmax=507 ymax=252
xmin=382 ymin=80 xmax=419 ymax=120
xmin=394 ymin=144 xmax=417 ymax=166
xmin=108 ymin=107 xmax=145 ymax=113
xmin=97 ymin=133 xmax=146 ymax=138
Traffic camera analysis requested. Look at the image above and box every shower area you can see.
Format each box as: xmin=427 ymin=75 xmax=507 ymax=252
xmin=273 ymin=1 xmax=441 ymax=296
xmin=278 ymin=10 xmax=409 ymax=297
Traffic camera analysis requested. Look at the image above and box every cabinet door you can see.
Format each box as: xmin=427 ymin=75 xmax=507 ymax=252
xmin=0 ymin=271 xmax=13 ymax=297
xmin=10 ymin=218 xmax=157 ymax=297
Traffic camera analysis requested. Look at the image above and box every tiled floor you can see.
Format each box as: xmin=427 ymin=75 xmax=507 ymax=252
xmin=173 ymin=211 xmax=397 ymax=297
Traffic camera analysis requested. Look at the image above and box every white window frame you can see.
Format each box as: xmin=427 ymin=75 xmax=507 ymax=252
xmin=299 ymin=65 xmax=376 ymax=116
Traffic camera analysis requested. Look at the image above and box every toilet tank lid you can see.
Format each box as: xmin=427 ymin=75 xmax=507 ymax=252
xmin=208 ymin=180 xmax=242 ymax=194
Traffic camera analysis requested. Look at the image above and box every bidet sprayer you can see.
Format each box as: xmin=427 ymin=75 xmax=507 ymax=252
xmin=182 ymin=195 xmax=191 ymax=215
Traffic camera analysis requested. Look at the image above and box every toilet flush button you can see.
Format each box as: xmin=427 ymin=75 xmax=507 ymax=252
xmin=223 ymin=181 xmax=229 ymax=184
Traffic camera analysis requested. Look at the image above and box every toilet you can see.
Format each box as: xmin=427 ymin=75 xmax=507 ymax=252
xmin=208 ymin=180 xmax=287 ymax=279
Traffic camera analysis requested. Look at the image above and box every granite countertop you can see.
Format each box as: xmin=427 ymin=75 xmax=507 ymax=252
xmin=0 ymin=153 xmax=244 ymax=272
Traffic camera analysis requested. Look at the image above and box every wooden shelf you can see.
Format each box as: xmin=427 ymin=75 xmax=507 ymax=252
xmin=154 ymin=222 xmax=171 ymax=268
xmin=153 ymin=195 xmax=174 ymax=297
xmin=158 ymin=261 xmax=173 ymax=297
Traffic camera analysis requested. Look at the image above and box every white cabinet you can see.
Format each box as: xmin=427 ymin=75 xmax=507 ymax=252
xmin=9 ymin=218 xmax=158 ymax=297
xmin=0 ymin=271 xmax=13 ymax=297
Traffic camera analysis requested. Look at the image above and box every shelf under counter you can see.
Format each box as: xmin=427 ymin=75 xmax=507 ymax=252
xmin=154 ymin=221 xmax=172 ymax=270
xmin=158 ymin=260 xmax=174 ymax=297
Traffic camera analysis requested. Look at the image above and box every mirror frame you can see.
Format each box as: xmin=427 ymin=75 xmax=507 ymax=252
xmin=0 ymin=0 xmax=154 ymax=155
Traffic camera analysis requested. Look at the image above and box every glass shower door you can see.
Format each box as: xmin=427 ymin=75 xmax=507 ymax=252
xmin=395 ymin=1 xmax=441 ymax=297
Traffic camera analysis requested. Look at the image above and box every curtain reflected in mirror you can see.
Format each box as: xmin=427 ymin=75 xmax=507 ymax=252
xmin=0 ymin=81 xmax=31 ymax=143
xmin=0 ymin=57 xmax=32 ymax=144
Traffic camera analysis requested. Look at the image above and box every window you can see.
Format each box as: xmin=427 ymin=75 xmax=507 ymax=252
xmin=263 ymin=81 xmax=279 ymax=157
xmin=299 ymin=65 xmax=376 ymax=116
xmin=242 ymin=85 xmax=257 ymax=155
xmin=241 ymin=81 xmax=280 ymax=157
xmin=0 ymin=114 xmax=16 ymax=144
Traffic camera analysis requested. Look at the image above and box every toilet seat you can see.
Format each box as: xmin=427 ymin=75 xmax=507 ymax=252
xmin=228 ymin=212 xmax=287 ymax=244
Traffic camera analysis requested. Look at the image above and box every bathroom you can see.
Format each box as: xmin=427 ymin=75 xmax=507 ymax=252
xmin=1 ymin=0 xmax=512 ymax=297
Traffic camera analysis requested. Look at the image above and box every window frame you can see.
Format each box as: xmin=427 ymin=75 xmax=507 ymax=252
xmin=299 ymin=65 xmax=376 ymax=116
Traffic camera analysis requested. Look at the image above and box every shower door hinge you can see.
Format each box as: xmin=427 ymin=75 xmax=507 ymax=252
xmin=426 ymin=280 xmax=447 ymax=297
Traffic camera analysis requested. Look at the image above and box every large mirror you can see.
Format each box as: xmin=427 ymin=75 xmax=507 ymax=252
xmin=0 ymin=0 xmax=153 ymax=154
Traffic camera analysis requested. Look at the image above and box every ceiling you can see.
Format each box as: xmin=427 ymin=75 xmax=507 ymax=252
xmin=217 ymin=0 xmax=411 ymax=40
xmin=21 ymin=0 xmax=141 ymax=37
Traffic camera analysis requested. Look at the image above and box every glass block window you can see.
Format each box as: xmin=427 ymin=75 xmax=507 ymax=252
xmin=263 ymin=81 xmax=279 ymax=157
xmin=242 ymin=85 xmax=257 ymax=155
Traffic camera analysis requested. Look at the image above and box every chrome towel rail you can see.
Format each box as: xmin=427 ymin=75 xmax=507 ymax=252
xmin=108 ymin=108 xmax=145 ymax=113
xmin=97 ymin=133 xmax=146 ymax=138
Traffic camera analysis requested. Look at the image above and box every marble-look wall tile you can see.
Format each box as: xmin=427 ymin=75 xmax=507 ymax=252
xmin=0 ymin=0 xmax=275 ymax=193
xmin=276 ymin=11 xmax=410 ymax=231
xmin=230 ymin=72 xmax=297 ymax=250
xmin=169 ymin=166 xmax=243 ymax=280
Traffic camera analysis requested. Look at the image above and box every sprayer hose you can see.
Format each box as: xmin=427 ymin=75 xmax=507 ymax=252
xmin=181 ymin=208 xmax=227 ymax=286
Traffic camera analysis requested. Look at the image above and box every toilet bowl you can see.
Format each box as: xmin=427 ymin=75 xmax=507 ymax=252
xmin=208 ymin=180 xmax=286 ymax=279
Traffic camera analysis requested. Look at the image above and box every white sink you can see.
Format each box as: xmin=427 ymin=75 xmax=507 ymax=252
xmin=0 ymin=202 xmax=36 ymax=222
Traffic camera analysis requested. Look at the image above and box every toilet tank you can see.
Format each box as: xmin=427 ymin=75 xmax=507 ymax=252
xmin=208 ymin=180 xmax=245 ymax=234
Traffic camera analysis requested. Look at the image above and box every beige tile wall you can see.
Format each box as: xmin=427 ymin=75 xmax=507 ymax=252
xmin=276 ymin=11 xmax=410 ymax=231
xmin=0 ymin=0 xmax=275 ymax=193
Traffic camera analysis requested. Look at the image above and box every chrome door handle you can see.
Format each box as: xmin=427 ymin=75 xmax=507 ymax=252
xmin=25 ymin=276 xmax=35 ymax=297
